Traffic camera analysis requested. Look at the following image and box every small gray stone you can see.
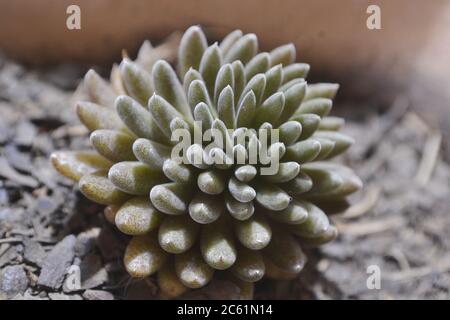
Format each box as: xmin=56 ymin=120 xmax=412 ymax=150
xmin=23 ymin=239 xmax=46 ymax=267
xmin=14 ymin=120 xmax=37 ymax=147
xmin=48 ymin=292 xmax=83 ymax=300
xmin=0 ymin=244 xmax=22 ymax=268
xmin=0 ymin=157 xmax=39 ymax=188
xmin=37 ymin=235 xmax=76 ymax=289
xmin=62 ymin=265 xmax=81 ymax=293
xmin=4 ymin=144 xmax=33 ymax=173
xmin=34 ymin=196 xmax=59 ymax=216
xmin=0 ymin=265 xmax=29 ymax=299
xmin=83 ymin=289 xmax=114 ymax=300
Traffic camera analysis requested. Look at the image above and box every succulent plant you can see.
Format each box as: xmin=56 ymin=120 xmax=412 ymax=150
xmin=51 ymin=26 xmax=362 ymax=299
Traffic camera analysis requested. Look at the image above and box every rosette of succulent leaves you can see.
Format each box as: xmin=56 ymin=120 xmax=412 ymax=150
xmin=51 ymin=26 xmax=362 ymax=299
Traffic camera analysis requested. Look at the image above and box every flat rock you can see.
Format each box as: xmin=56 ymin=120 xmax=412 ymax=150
xmin=4 ymin=144 xmax=33 ymax=173
xmin=23 ymin=239 xmax=47 ymax=267
xmin=14 ymin=120 xmax=37 ymax=147
xmin=0 ymin=244 xmax=23 ymax=267
xmin=0 ymin=157 xmax=39 ymax=188
xmin=34 ymin=195 xmax=59 ymax=216
xmin=37 ymin=235 xmax=76 ymax=289
xmin=83 ymin=289 xmax=114 ymax=300
xmin=48 ymin=292 xmax=83 ymax=300
xmin=0 ymin=265 xmax=29 ymax=299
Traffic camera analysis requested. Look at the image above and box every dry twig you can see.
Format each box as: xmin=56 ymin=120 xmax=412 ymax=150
xmin=340 ymin=186 xmax=380 ymax=219
xmin=415 ymin=131 xmax=442 ymax=186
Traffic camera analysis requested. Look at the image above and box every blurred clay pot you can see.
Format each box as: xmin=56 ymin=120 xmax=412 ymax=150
xmin=0 ymin=1 xmax=446 ymax=75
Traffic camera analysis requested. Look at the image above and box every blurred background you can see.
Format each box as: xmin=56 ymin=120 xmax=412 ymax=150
xmin=0 ymin=0 xmax=449 ymax=300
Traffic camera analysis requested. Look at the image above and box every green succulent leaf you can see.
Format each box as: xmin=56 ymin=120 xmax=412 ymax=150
xmin=234 ymin=214 xmax=272 ymax=250
xmin=159 ymin=215 xmax=200 ymax=254
xmin=115 ymin=196 xmax=163 ymax=235
xmin=178 ymin=25 xmax=208 ymax=78
xmin=269 ymin=43 xmax=296 ymax=67
xmin=90 ymin=129 xmax=136 ymax=162
xmin=224 ymin=33 xmax=258 ymax=64
xmin=79 ymin=170 xmax=129 ymax=205
xmin=120 ymin=58 xmax=153 ymax=106
xmin=175 ymin=248 xmax=214 ymax=289
xmin=124 ymin=233 xmax=168 ymax=278
xmin=109 ymin=161 xmax=165 ymax=195
xmin=282 ymin=63 xmax=310 ymax=84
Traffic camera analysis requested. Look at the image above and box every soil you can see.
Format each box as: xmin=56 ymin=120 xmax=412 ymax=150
xmin=0 ymin=54 xmax=449 ymax=300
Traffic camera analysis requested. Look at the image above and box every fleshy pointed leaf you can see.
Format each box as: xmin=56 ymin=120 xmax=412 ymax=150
xmin=77 ymin=101 xmax=125 ymax=132
xmin=234 ymin=215 xmax=272 ymax=250
xmin=163 ymin=159 xmax=195 ymax=184
xmin=225 ymin=193 xmax=254 ymax=221
xmin=282 ymin=63 xmax=310 ymax=84
xmin=178 ymin=25 xmax=208 ymax=78
xmin=150 ymin=182 xmax=192 ymax=215
xmin=109 ymin=161 xmax=165 ymax=195
xmin=197 ymin=170 xmax=226 ymax=195
xmin=231 ymin=246 xmax=265 ymax=282
xmin=79 ymin=170 xmax=129 ymax=205
xmin=253 ymin=92 xmax=285 ymax=127
xmin=228 ymin=177 xmax=256 ymax=203
xmin=124 ymin=234 xmax=168 ymax=277
xmin=217 ymin=85 xmax=235 ymax=128
xmin=236 ymin=91 xmax=257 ymax=128
xmin=50 ymin=151 xmax=112 ymax=182
xmin=263 ymin=161 xmax=300 ymax=183
xmin=189 ymin=193 xmax=224 ymax=224
xmin=132 ymin=138 xmax=171 ymax=169
xmin=152 ymin=60 xmax=192 ymax=119
xmin=269 ymin=43 xmax=296 ymax=67
xmin=304 ymin=83 xmax=339 ymax=101
xmin=263 ymin=229 xmax=306 ymax=274
xmin=83 ymin=69 xmax=116 ymax=107
xmin=224 ymin=33 xmax=258 ymax=64
xmin=120 ymin=58 xmax=153 ymax=106
xmin=116 ymin=95 xmax=168 ymax=144
xmin=239 ymin=74 xmax=266 ymax=107
xmin=159 ymin=215 xmax=200 ymax=254
xmin=90 ymin=129 xmax=136 ymax=162
xmin=255 ymin=183 xmax=291 ymax=211
xmin=296 ymin=98 xmax=332 ymax=118
xmin=148 ymin=94 xmax=186 ymax=138
xmin=214 ymin=64 xmax=234 ymax=105
xmin=263 ymin=64 xmax=283 ymax=101
xmin=281 ymin=172 xmax=313 ymax=195
xmin=175 ymin=248 xmax=214 ymax=289
xmin=245 ymin=52 xmax=270 ymax=81
xmin=199 ymin=43 xmax=223 ymax=98
xmin=219 ymin=29 xmax=243 ymax=55
xmin=279 ymin=121 xmax=302 ymax=145
xmin=290 ymin=113 xmax=321 ymax=140
xmin=201 ymin=218 xmax=237 ymax=270
xmin=231 ymin=61 xmax=245 ymax=105
xmin=285 ymin=139 xmax=322 ymax=163
xmin=278 ymin=81 xmax=307 ymax=124
xmin=115 ymin=196 xmax=163 ymax=235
